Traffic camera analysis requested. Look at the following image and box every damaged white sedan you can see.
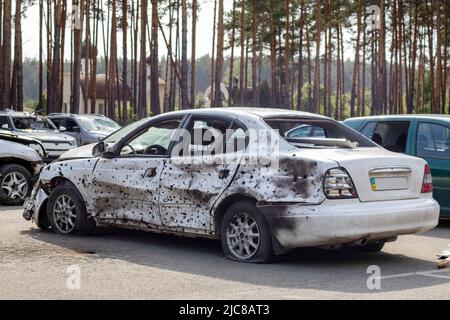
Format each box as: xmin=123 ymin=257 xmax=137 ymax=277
xmin=23 ymin=108 xmax=440 ymax=262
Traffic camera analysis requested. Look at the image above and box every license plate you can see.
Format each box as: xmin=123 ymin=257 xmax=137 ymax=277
xmin=370 ymin=177 xmax=409 ymax=191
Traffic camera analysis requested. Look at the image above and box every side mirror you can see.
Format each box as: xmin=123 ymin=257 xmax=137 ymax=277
xmin=92 ymin=141 xmax=114 ymax=158
xmin=1 ymin=124 xmax=11 ymax=130
xmin=59 ymin=126 xmax=67 ymax=132
xmin=73 ymin=126 xmax=81 ymax=132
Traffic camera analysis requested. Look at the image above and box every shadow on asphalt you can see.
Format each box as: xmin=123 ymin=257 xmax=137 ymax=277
xmin=20 ymin=224 xmax=450 ymax=294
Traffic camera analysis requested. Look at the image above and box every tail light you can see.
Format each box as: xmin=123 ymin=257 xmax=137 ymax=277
xmin=421 ymin=164 xmax=433 ymax=193
xmin=323 ymin=168 xmax=358 ymax=199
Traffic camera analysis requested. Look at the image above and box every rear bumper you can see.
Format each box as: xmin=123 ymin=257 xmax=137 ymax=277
xmin=262 ymin=198 xmax=440 ymax=250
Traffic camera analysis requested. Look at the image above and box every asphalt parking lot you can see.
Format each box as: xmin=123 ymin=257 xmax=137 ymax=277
xmin=1 ymin=205 xmax=449 ymax=300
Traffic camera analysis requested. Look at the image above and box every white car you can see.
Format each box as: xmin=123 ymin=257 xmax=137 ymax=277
xmin=23 ymin=108 xmax=439 ymax=263
xmin=0 ymin=135 xmax=44 ymax=205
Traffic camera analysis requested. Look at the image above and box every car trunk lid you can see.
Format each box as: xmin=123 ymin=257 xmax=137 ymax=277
xmin=296 ymin=147 xmax=425 ymax=202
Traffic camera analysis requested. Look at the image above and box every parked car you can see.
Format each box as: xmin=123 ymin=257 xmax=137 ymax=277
xmin=0 ymin=111 xmax=77 ymax=162
xmin=23 ymin=108 xmax=439 ymax=262
xmin=344 ymin=115 xmax=450 ymax=219
xmin=48 ymin=114 xmax=121 ymax=146
xmin=0 ymin=135 xmax=44 ymax=205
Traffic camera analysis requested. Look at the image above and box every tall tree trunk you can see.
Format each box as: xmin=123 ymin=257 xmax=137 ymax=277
xmin=1 ymin=0 xmax=12 ymax=109
xmin=284 ymin=0 xmax=291 ymax=109
xmin=138 ymin=0 xmax=148 ymax=118
xmin=0 ymin=0 xmax=3 ymax=106
xmin=213 ymin=0 xmax=224 ymax=107
xmin=190 ymin=0 xmax=197 ymax=108
xmin=297 ymin=0 xmax=305 ymax=111
xmin=38 ymin=0 xmax=44 ymax=110
xmin=435 ymin=0 xmax=443 ymax=113
xmin=108 ymin=0 xmax=118 ymax=120
xmin=150 ymin=0 xmax=161 ymax=115
xmin=251 ymin=0 xmax=257 ymax=106
xmin=122 ymin=0 xmax=128 ymax=121
xmin=350 ymin=0 xmax=362 ymax=117
xmin=269 ymin=2 xmax=277 ymax=107
xmin=11 ymin=0 xmax=23 ymax=110
xmin=407 ymin=0 xmax=419 ymax=114
xmin=228 ymin=0 xmax=236 ymax=106
xmin=312 ymin=0 xmax=321 ymax=114
xmin=71 ymin=0 xmax=83 ymax=114
xmin=306 ymin=20 xmax=312 ymax=112
xmin=209 ymin=0 xmax=217 ymax=106
xmin=425 ymin=1 xmax=436 ymax=113
xmin=325 ymin=0 xmax=332 ymax=117
xmin=239 ymin=0 xmax=246 ymax=105
xmin=180 ymin=0 xmax=189 ymax=109
xmin=48 ymin=0 xmax=63 ymax=114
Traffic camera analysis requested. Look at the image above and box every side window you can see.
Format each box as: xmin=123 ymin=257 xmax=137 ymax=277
xmin=65 ymin=119 xmax=80 ymax=132
xmin=175 ymin=117 xmax=246 ymax=157
xmin=372 ymin=122 xmax=410 ymax=153
xmin=360 ymin=122 xmax=377 ymax=139
xmin=0 ymin=116 xmax=12 ymax=130
xmin=120 ymin=119 xmax=182 ymax=156
xmin=50 ymin=118 xmax=64 ymax=129
xmin=417 ymin=123 xmax=450 ymax=160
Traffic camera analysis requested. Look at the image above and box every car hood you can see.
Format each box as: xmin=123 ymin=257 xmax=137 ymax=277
xmin=59 ymin=143 xmax=96 ymax=160
xmin=17 ymin=130 xmax=76 ymax=143
xmin=0 ymin=140 xmax=42 ymax=162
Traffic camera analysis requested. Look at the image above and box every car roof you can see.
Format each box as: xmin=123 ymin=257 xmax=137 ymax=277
xmin=47 ymin=113 xmax=106 ymax=118
xmin=161 ymin=107 xmax=330 ymax=120
xmin=345 ymin=114 xmax=450 ymax=123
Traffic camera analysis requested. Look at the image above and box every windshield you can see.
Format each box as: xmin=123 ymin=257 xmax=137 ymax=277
xmin=12 ymin=117 xmax=57 ymax=131
xmin=105 ymin=118 xmax=149 ymax=145
xmin=265 ymin=118 xmax=377 ymax=148
xmin=77 ymin=117 xmax=121 ymax=132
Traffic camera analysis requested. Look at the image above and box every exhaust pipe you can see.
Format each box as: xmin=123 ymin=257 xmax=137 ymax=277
xmin=349 ymin=238 xmax=369 ymax=247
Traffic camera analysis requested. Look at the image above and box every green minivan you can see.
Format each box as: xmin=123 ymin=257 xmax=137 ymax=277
xmin=344 ymin=115 xmax=450 ymax=219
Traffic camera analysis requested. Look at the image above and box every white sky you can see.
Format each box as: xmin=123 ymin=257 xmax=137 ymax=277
xmin=21 ymin=0 xmax=234 ymax=60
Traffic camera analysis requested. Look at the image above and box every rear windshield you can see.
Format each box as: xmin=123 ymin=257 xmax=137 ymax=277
xmin=265 ymin=118 xmax=377 ymax=148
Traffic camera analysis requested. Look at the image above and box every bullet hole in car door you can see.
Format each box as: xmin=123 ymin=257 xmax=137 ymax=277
xmin=159 ymin=117 xmax=247 ymax=231
xmin=92 ymin=118 xmax=183 ymax=227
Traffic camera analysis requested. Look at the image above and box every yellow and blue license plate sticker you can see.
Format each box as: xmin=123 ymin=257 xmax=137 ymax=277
xmin=370 ymin=178 xmax=377 ymax=191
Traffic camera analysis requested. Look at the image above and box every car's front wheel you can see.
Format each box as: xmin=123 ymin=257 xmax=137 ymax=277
xmin=47 ymin=182 xmax=96 ymax=235
xmin=220 ymin=201 xmax=273 ymax=263
xmin=0 ymin=164 xmax=32 ymax=205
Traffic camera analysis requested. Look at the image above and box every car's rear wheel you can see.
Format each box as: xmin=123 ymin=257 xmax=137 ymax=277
xmin=47 ymin=182 xmax=96 ymax=235
xmin=0 ymin=164 xmax=32 ymax=205
xmin=220 ymin=201 xmax=273 ymax=263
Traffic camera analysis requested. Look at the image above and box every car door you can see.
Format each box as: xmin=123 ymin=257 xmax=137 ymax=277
xmin=92 ymin=117 xmax=185 ymax=227
xmin=414 ymin=121 xmax=450 ymax=217
xmin=359 ymin=120 xmax=412 ymax=153
xmin=159 ymin=116 xmax=247 ymax=232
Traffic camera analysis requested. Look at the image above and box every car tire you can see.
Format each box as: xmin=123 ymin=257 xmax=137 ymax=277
xmin=0 ymin=164 xmax=32 ymax=205
xmin=220 ymin=200 xmax=274 ymax=263
xmin=47 ymin=182 xmax=96 ymax=235
xmin=357 ymin=241 xmax=385 ymax=253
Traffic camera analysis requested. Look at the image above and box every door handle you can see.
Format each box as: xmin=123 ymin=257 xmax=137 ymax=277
xmin=145 ymin=167 xmax=157 ymax=178
xmin=219 ymin=169 xmax=230 ymax=179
